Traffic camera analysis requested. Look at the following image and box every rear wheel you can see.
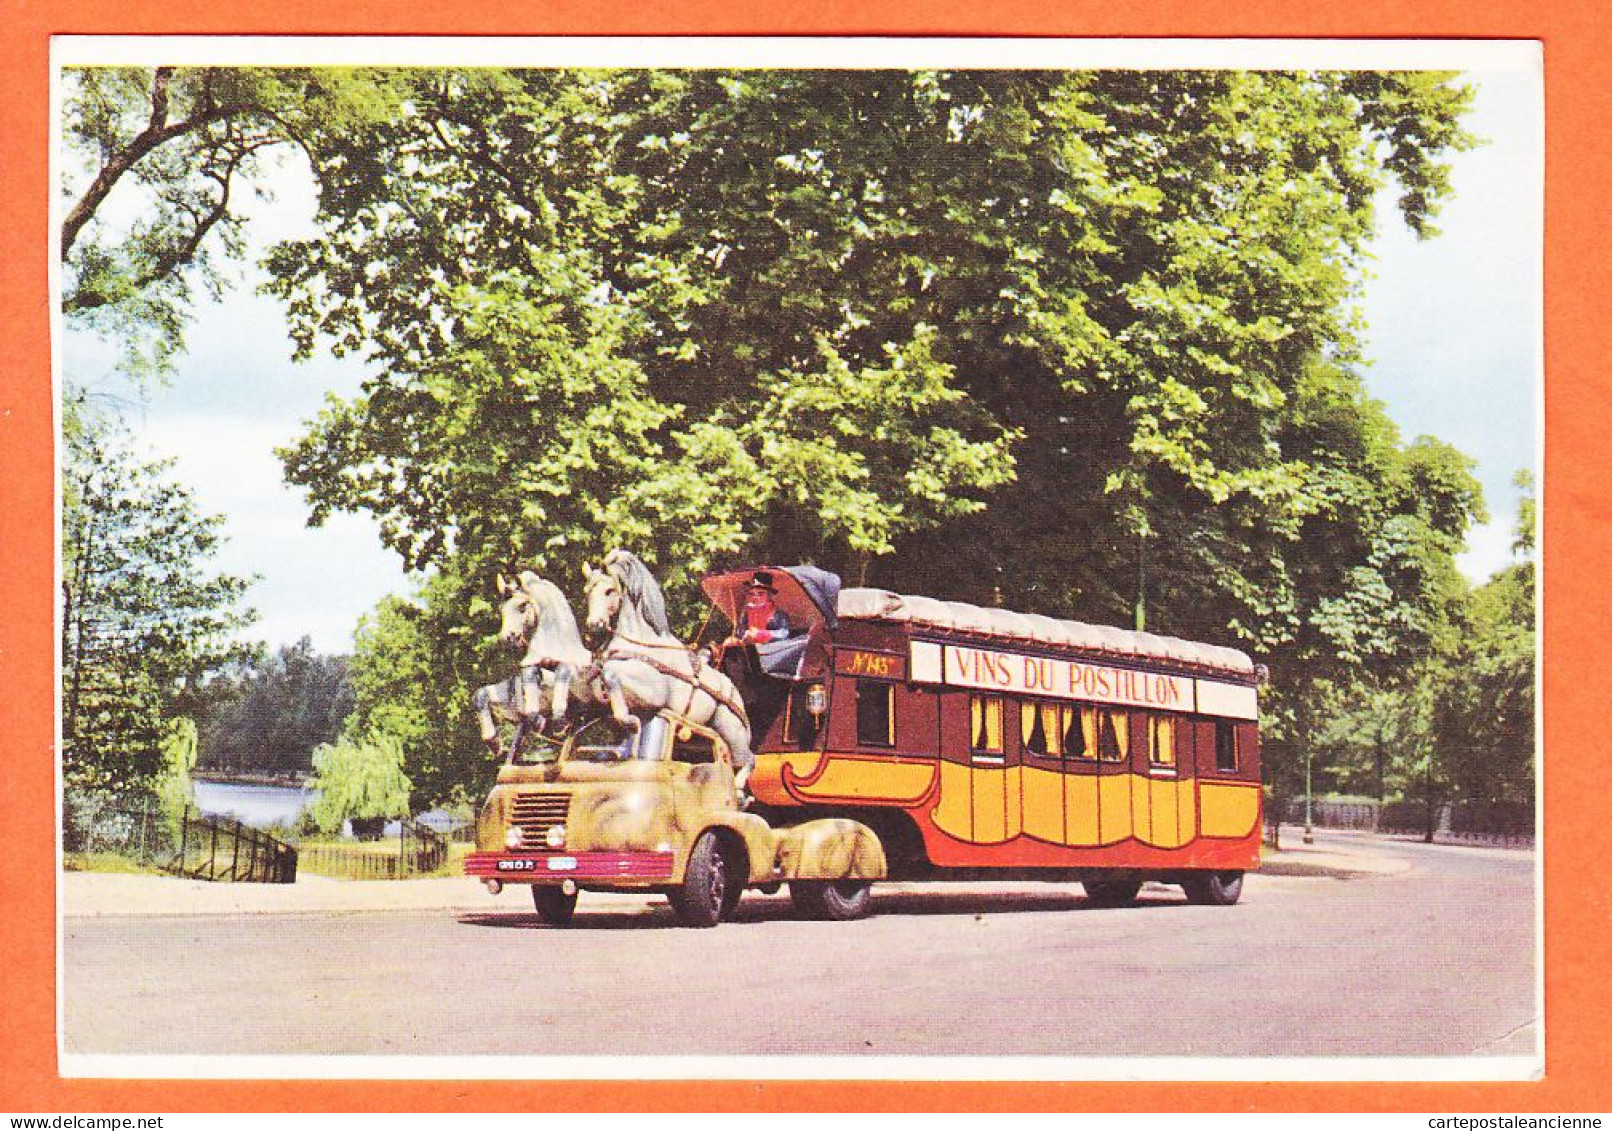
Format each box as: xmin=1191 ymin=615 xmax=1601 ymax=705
xmin=1082 ymin=878 xmax=1143 ymax=907
xmin=531 ymin=885 xmax=578 ymax=925
xmin=791 ymin=879 xmax=873 ymax=921
xmin=671 ymin=832 xmax=729 ymax=928
xmin=1181 ymin=870 xmax=1244 ymax=906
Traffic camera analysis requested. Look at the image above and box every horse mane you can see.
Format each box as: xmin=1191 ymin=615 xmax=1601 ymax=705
xmin=604 ymin=550 xmax=671 ymax=636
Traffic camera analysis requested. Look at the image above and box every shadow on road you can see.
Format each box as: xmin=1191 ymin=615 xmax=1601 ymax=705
xmin=457 ymin=888 xmax=1186 ymax=930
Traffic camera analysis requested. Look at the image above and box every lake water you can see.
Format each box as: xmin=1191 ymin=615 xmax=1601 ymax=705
xmin=189 ymin=780 xmax=465 ymax=838
xmin=191 ymin=780 xmax=316 ymax=829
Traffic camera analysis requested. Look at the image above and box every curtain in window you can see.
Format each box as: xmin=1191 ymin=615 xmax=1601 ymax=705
xmin=1151 ymin=716 xmax=1176 ymax=765
xmin=971 ymin=696 xmax=1003 ymax=751
xmin=1099 ymin=710 xmax=1129 ymax=760
xmin=1077 ymin=706 xmax=1098 ymax=759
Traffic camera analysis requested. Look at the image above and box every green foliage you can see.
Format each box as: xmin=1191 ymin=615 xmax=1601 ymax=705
xmin=155 ymin=716 xmax=198 ymax=827
xmin=1303 ymin=480 xmax=1536 ymax=818
xmin=340 ymin=582 xmax=498 ymax=810
xmin=307 ymin=735 xmax=412 ymax=835
xmin=60 ymin=399 xmax=258 ymax=800
xmin=195 ymin=638 xmax=353 ymax=775
xmin=1432 ymin=537 xmax=1535 ymax=806
xmin=1511 ymin=469 xmax=1537 ymax=556
xmin=60 ymin=65 xmax=410 ymax=379
xmin=53 ymin=66 xmax=1484 ymax=806
xmin=245 ymin=67 xmax=1484 ymax=806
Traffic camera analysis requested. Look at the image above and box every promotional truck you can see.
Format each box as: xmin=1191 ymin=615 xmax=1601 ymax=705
xmin=464 ymin=710 xmax=887 ymax=927
xmin=468 ymin=562 xmax=1260 ymax=926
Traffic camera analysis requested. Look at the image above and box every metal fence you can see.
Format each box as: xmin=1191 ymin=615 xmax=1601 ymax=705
xmin=296 ymin=817 xmax=448 ymax=880
xmin=1277 ymin=797 xmax=1534 ymax=847
xmin=173 ymin=812 xmax=299 ymax=883
xmin=64 ymin=798 xmax=298 ymax=883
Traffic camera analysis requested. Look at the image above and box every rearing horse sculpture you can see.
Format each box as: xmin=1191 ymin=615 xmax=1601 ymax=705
xmin=582 ymin=550 xmax=755 ymax=788
xmin=472 ymin=571 xmax=595 ymax=757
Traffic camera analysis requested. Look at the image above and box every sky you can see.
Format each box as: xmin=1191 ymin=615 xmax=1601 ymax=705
xmin=60 ymin=58 xmax=1542 ymax=656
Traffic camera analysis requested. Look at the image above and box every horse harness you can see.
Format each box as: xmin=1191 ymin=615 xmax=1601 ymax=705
xmin=599 ymin=635 xmax=750 ymax=724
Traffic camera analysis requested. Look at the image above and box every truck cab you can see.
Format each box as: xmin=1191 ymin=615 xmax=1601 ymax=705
xmin=466 ymin=711 xmax=885 ymax=926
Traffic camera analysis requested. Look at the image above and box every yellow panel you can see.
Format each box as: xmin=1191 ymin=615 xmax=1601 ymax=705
xmin=1022 ymin=766 xmax=1064 ymax=842
xmin=972 ymin=766 xmax=1008 ymax=844
xmin=1098 ymin=773 xmax=1132 ymax=844
xmin=932 ymin=760 xmax=973 ymax=840
xmin=1004 ymin=766 xmax=1023 ymax=840
xmin=1149 ymin=778 xmax=1180 ymax=848
xmin=1200 ymin=781 xmax=1262 ymax=838
xmin=751 ymin=751 xmax=823 ymax=807
xmin=1131 ymin=771 xmax=1152 ymax=844
xmin=1177 ymin=777 xmax=1197 ymax=844
xmin=1064 ymin=773 xmax=1099 ymax=846
xmin=795 ymin=756 xmax=938 ymax=803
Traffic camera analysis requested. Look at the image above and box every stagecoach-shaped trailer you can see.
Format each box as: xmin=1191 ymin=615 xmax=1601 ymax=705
xmin=467 ymin=564 xmax=1261 ymax=926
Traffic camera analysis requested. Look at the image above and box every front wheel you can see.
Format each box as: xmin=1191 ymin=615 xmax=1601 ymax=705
xmin=1181 ymin=870 xmax=1244 ymax=906
xmin=791 ymin=879 xmax=873 ymax=921
xmin=531 ymin=884 xmax=578 ymax=925
xmin=671 ymin=832 xmax=730 ymax=928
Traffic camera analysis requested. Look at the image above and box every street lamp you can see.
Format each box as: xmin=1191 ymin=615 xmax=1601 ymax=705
xmin=1303 ymin=744 xmax=1315 ymax=845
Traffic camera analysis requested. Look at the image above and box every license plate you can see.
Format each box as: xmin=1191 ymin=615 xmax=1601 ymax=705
xmin=496 ymin=858 xmax=536 ymax=872
xmin=546 ymin=856 xmax=578 ymax=871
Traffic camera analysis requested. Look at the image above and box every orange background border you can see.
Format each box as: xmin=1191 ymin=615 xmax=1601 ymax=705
xmin=2 ymin=0 xmax=1605 ymax=1113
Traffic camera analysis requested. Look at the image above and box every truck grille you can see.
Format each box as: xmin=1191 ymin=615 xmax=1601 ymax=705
xmin=512 ymin=791 xmax=571 ymax=843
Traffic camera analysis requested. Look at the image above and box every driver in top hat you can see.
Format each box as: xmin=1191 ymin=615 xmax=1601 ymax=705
xmin=738 ymin=570 xmax=792 ymax=645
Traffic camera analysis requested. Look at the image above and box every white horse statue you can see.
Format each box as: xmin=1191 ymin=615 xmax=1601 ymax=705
xmin=472 ymin=571 xmax=595 ymax=757
xmin=582 ymin=550 xmax=755 ymax=789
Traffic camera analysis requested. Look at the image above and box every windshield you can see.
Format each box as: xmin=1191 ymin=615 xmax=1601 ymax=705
xmin=565 ymin=715 xmax=668 ymax=763
xmin=511 ymin=726 xmax=567 ymax=766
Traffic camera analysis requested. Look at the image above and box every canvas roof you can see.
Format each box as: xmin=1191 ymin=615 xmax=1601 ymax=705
xmin=836 ymin=588 xmax=1255 ymax=677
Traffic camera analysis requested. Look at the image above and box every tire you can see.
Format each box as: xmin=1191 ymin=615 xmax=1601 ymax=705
xmin=531 ymin=884 xmax=578 ymax=925
xmin=672 ymin=832 xmax=730 ymax=928
xmin=791 ymin=879 xmax=873 ymax=921
xmin=721 ymin=869 xmax=745 ymax=919
xmin=1082 ymin=877 xmax=1143 ymax=907
xmin=1181 ymin=870 xmax=1244 ymax=906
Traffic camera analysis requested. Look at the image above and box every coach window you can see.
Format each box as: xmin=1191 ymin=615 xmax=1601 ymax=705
xmin=856 ymin=679 xmax=896 ymax=747
xmin=1097 ymin=709 xmax=1129 ymax=762
xmin=970 ymin=695 xmax=1004 ymax=754
xmin=1215 ymin=720 xmax=1239 ymax=772
xmin=1067 ymin=707 xmax=1098 ymax=761
xmin=1148 ymin=715 xmax=1177 ymax=767
xmin=1020 ymin=701 xmax=1064 ymax=757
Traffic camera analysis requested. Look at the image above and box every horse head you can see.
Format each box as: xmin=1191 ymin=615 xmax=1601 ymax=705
xmin=496 ymin=571 xmax=542 ymax=650
xmin=602 ymin=549 xmax=671 ymax=635
xmin=582 ymin=560 xmax=621 ymax=645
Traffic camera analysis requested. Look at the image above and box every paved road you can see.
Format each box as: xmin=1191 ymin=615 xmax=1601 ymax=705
xmin=63 ymin=834 xmax=1536 ymax=1060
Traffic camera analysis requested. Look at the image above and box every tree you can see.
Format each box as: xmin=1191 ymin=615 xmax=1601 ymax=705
xmin=247 ymin=68 xmax=1478 ymax=804
xmin=1432 ymin=473 xmax=1536 ymax=808
xmin=307 ymin=735 xmax=412 ymax=839
xmin=339 ymin=574 xmax=514 ymax=810
xmin=60 ymin=66 xmax=407 ymax=378
xmin=1295 ymin=472 xmax=1534 ymax=837
xmin=60 ymin=401 xmax=258 ymax=799
xmin=155 ymin=716 xmax=199 ymax=827
xmin=195 ymin=638 xmax=354 ymax=775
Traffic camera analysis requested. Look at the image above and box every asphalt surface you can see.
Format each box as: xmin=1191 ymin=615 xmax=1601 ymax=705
xmin=61 ymin=833 xmax=1537 ymax=1061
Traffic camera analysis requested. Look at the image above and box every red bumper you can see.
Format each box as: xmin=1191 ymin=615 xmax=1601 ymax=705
xmin=464 ymin=850 xmax=675 ymax=882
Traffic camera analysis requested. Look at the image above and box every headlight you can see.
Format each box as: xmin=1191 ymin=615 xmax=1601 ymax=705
xmin=504 ymin=826 xmax=524 ymax=850
xmin=546 ymin=824 xmax=567 ymax=849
